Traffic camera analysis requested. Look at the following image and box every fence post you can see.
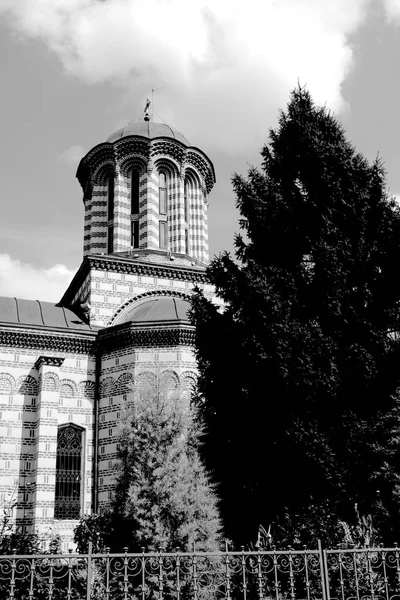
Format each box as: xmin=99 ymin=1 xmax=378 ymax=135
xmin=318 ymin=539 xmax=330 ymax=600
xmin=86 ymin=540 xmax=93 ymax=600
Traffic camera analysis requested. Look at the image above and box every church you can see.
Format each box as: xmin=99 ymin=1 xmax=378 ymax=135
xmin=0 ymin=108 xmax=221 ymax=548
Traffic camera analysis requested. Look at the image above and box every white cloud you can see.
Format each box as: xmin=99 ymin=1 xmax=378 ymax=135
xmin=0 ymin=0 xmax=374 ymax=152
xmin=0 ymin=254 xmax=74 ymax=302
xmin=382 ymin=0 xmax=400 ymax=20
xmin=59 ymin=144 xmax=86 ymax=165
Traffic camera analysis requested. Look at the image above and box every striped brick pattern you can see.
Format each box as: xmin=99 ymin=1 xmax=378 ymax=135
xmin=96 ymin=353 xmax=198 ymax=513
xmin=78 ymin=129 xmax=215 ymax=265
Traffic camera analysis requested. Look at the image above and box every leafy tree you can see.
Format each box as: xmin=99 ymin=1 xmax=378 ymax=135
xmin=190 ymin=85 xmax=400 ymax=547
xmin=76 ymin=379 xmax=222 ymax=553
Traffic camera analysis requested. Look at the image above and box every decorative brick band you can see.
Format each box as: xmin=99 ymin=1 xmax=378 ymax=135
xmin=35 ymin=356 xmax=65 ymax=369
xmin=61 ymin=254 xmax=208 ymax=306
xmin=98 ymin=322 xmax=195 ymax=350
xmin=0 ymin=329 xmax=97 ymax=354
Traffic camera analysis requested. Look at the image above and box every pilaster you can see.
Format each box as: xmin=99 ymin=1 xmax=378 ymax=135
xmin=32 ymin=356 xmax=64 ymax=532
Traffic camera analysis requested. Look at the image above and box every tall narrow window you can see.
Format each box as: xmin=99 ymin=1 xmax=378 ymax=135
xmin=184 ymin=180 xmax=189 ymax=223
xmin=108 ymin=226 xmax=114 ymax=254
xmin=131 ymin=220 xmax=139 ymax=248
xmin=107 ymin=175 xmax=114 ymax=221
xmin=159 ymin=221 xmax=168 ymax=249
xmin=185 ymin=229 xmax=190 ymax=255
xmin=159 ymin=172 xmax=167 ymax=215
xmin=131 ymin=170 xmax=140 ymax=214
xmin=54 ymin=425 xmax=83 ymax=520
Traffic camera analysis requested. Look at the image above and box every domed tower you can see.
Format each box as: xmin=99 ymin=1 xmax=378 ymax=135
xmin=61 ymin=114 xmax=217 ymax=329
xmin=58 ymin=113 xmax=220 ymax=516
xmin=76 ymin=116 xmax=215 ymax=266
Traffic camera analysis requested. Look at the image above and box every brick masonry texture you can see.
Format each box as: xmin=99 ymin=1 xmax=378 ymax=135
xmin=0 ymin=121 xmax=221 ymax=549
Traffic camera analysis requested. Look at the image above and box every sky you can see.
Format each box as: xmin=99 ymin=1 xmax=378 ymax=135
xmin=1 ymin=0 xmax=400 ymax=301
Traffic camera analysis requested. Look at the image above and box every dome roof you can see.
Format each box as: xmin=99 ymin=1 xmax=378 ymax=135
xmin=118 ymin=297 xmax=191 ymax=325
xmin=118 ymin=296 xmax=190 ymax=324
xmin=107 ymin=120 xmax=190 ymax=146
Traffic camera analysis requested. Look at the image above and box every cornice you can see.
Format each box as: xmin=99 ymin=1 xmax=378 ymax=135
xmin=0 ymin=327 xmax=97 ymax=355
xmin=60 ymin=254 xmax=209 ymax=306
xmin=76 ymin=136 xmax=216 ymax=192
xmin=98 ymin=322 xmax=195 ymax=351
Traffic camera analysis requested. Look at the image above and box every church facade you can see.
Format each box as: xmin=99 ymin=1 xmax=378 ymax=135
xmin=0 ymin=114 xmax=220 ymax=548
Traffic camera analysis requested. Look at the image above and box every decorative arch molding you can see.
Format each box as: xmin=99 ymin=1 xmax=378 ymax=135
xmin=59 ymin=379 xmax=78 ymax=398
xmin=184 ymin=166 xmax=203 ymax=188
xmin=114 ymin=137 xmax=150 ymax=160
xmin=43 ymin=372 xmax=60 ymax=392
xmin=134 ymin=371 xmax=157 ymax=389
xmin=153 ymin=157 xmax=180 ymax=178
xmin=108 ymin=290 xmax=193 ymax=326
xmin=150 ymin=140 xmax=187 ymax=164
xmin=117 ymin=372 xmax=134 ymax=395
xmin=100 ymin=377 xmax=117 ymax=397
xmin=0 ymin=373 xmax=15 ymax=395
xmin=92 ymin=161 xmax=116 ymax=184
xmin=119 ymin=155 xmax=147 ymax=176
xmin=181 ymin=371 xmax=198 ymax=388
xmin=16 ymin=375 xmax=38 ymax=396
xmin=78 ymin=380 xmax=95 ymax=400
xmin=160 ymin=370 xmax=180 ymax=389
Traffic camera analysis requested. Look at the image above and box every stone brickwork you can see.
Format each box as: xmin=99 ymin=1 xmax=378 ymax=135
xmin=63 ymin=254 xmax=222 ymax=329
xmin=0 ymin=116 xmax=220 ymax=549
xmin=77 ymin=122 xmax=215 ymax=266
xmin=0 ymin=345 xmax=96 ymax=549
xmin=97 ymin=345 xmax=198 ymax=511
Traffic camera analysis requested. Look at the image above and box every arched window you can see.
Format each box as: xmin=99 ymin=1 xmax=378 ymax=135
xmin=159 ymin=172 xmax=167 ymax=215
xmin=107 ymin=175 xmax=114 ymax=221
xmin=54 ymin=424 xmax=83 ymax=520
xmin=184 ymin=180 xmax=190 ymax=223
xmin=184 ymin=179 xmax=191 ymax=254
xmin=107 ymin=174 xmax=114 ymax=253
xmin=131 ymin=170 xmax=140 ymax=214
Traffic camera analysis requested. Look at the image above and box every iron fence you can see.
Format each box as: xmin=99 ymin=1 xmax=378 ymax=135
xmin=1 ymin=543 xmax=400 ymax=600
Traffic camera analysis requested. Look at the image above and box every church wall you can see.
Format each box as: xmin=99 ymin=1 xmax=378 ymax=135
xmin=97 ymin=344 xmax=198 ymax=512
xmin=83 ymin=268 xmax=220 ymax=328
xmin=0 ymin=345 xmax=96 ymax=548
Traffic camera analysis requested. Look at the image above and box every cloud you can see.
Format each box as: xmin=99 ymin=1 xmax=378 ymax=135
xmin=382 ymin=0 xmax=400 ymax=20
xmin=0 ymin=254 xmax=74 ymax=302
xmin=0 ymin=0 xmax=374 ymax=152
xmin=59 ymin=144 xmax=86 ymax=166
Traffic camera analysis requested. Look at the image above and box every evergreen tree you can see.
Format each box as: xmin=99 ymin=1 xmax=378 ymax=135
xmin=190 ymin=85 xmax=400 ymax=547
xmin=110 ymin=378 xmax=222 ymax=552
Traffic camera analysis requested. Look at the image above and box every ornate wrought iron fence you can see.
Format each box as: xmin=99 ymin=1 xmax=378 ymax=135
xmin=324 ymin=547 xmax=400 ymax=600
xmin=1 ymin=544 xmax=400 ymax=600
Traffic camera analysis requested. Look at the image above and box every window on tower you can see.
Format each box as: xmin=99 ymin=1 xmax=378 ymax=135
xmin=159 ymin=172 xmax=167 ymax=215
xmin=184 ymin=180 xmax=190 ymax=223
xmin=131 ymin=170 xmax=140 ymax=214
xmin=185 ymin=229 xmax=190 ymax=255
xmin=54 ymin=424 xmax=83 ymax=520
xmin=108 ymin=226 xmax=114 ymax=254
xmin=107 ymin=175 xmax=114 ymax=221
xmin=107 ymin=174 xmax=114 ymax=254
xmin=159 ymin=221 xmax=168 ymax=249
xmin=131 ymin=220 xmax=139 ymax=249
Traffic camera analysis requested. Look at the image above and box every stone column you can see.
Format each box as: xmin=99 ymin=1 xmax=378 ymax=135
xmin=32 ymin=356 xmax=64 ymax=534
